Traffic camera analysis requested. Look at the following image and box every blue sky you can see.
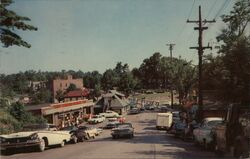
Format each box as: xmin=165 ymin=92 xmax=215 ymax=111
xmin=0 ymin=0 xmax=236 ymax=74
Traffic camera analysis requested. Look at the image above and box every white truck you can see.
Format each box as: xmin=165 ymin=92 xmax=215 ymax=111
xmin=156 ymin=113 xmax=173 ymax=130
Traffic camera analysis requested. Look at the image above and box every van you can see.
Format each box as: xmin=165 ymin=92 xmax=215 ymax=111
xmin=156 ymin=113 xmax=173 ymax=130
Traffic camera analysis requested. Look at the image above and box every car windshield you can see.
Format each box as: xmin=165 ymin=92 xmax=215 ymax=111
xmin=117 ymin=123 xmax=132 ymax=128
xmin=207 ymin=120 xmax=222 ymax=127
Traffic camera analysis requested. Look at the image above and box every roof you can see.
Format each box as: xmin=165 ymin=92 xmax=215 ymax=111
xmin=110 ymin=95 xmax=129 ymax=108
xmin=109 ymin=90 xmax=125 ymax=97
xmin=64 ymin=89 xmax=89 ymax=98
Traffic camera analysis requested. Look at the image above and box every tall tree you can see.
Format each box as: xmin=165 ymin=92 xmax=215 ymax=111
xmin=216 ymin=0 xmax=250 ymax=104
xmin=0 ymin=0 xmax=37 ymax=48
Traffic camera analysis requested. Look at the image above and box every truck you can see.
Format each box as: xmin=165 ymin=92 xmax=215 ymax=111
xmin=213 ymin=104 xmax=250 ymax=158
xmin=156 ymin=113 xmax=173 ymax=130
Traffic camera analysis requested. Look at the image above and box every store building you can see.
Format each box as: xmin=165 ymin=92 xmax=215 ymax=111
xmin=25 ymin=99 xmax=94 ymax=127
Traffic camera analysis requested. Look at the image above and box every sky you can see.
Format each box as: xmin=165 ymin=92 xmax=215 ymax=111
xmin=0 ymin=0 xmax=237 ymax=74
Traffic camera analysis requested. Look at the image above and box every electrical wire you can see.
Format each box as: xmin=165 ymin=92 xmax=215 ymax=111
xmin=174 ymin=0 xmax=196 ymax=43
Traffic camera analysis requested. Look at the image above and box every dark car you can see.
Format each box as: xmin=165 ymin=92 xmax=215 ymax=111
xmin=111 ymin=123 xmax=134 ymax=139
xmin=129 ymin=108 xmax=140 ymax=114
xmin=103 ymin=121 xmax=119 ymax=129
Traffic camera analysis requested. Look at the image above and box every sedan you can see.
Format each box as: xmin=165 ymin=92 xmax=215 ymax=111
xmin=193 ymin=117 xmax=223 ymax=149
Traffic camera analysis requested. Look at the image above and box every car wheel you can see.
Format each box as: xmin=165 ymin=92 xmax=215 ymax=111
xmin=85 ymin=134 xmax=90 ymax=140
xmin=59 ymin=140 xmax=65 ymax=147
xmin=92 ymin=135 xmax=95 ymax=139
xmin=38 ymin=138 xmax=46 ymax=152
xmin=71 ymin=135 xmax=78 ymax=144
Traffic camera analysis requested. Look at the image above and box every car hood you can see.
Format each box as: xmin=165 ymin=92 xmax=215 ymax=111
xmin=0 ymin=131 xmax=36 ymax=138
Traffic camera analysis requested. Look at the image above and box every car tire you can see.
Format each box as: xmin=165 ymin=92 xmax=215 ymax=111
xmin=59 ymin=140 xmax=65 ymax=147
xmin=38 ymin=138 xmax=46 ymax=152
xmin=85 ymin=134 xmax=90 ymax=140
xmin=71 ymin=135 xmax=78 ymax=144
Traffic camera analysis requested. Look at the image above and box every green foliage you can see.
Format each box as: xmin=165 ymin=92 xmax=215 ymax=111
xmin=0 ymin=0 xmax=37 ymax=48
xmin=55 ymin=89 xmax=64 ymax=102
xmin=66 ymin=83 xmax=77 ymax=92
xmin=31 ymin=88 xmax=51 ymax=104
xmin=203 ymin=0 xmax=250 ymax=104
xmin=0 ymin=102 xmax=47 ymax=134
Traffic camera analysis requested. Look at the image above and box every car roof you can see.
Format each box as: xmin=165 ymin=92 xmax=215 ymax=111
xmin=204 ymin=117 xmax=223 ymax=121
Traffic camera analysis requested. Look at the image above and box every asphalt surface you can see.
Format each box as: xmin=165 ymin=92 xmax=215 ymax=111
xmin=1 ymin=112 xmax=221 ymax=159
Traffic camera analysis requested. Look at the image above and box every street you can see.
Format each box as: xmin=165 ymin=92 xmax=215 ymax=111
xmin=1 ymin=112 xmax=219 ymax=159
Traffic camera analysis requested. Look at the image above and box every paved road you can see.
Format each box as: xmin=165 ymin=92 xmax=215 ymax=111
xmin=1 ymin=112 xmax=219 ymax=159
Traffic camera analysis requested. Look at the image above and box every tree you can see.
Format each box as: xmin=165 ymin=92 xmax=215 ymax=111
xmin=55 ymin=89 xmax=64 ymax=102
xmin=0 ymin=0 xmax=37 ymax=48
xmin=66 ymin=83 xmax=77 ymax=92
xmin=101 ymin=69 xmax=117 ymax=91
xmin=215 ymin=0 xmax=250 ymax=104
xmin=31 ymin=88 xmax=51 ymax=104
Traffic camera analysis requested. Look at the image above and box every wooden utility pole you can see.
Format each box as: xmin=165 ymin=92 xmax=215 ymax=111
xmin=187 ymin=5 xmax=215 ymax=120
xmin=166 ymin=43 xmax=175 ymax=108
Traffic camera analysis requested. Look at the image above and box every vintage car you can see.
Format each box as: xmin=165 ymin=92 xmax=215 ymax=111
xmin=104 ymin=121 xmax=119 ymax=129
xmin=129 ymin=108 xmax=140 ymax=114
xmin=73 ymin=126 xmax=98 ymax=141
xmin=193 ymin=117 xmax=223 ymax=149
xmin=111 ymin=123 xmax=134 ymax=139
xmin=88 ymin=115 xmax=106 ymax=124
xmin=145 ymin=104 xmax=155 ymax=110
xmin=100 ymin=110 xmax=119 ymax=118
xmin=0 ymin=124 xmax=71 ymax=153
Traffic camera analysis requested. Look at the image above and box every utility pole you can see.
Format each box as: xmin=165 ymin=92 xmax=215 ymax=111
xmin=187 ymin=5 xmax=215 ymax=121
xmin=166 ymin=43 xmax=175 ymax=109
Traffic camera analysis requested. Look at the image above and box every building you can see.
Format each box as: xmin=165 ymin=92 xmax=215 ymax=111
xmin=28 ymin=81 xmax=47 ymax=91
xmin=94 ymin=90 xmax=130 ymax=115
xmin=52 ymin=75 xmax=84 ymax=102
xmin=25 ymin=99 xmax=94 ymax=127
xmin=64 ymin=89 xmax=89 ymax=102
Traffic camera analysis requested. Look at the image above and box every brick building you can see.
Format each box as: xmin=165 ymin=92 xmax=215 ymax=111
xmin=52 ymin=75 xmax=84 ymax=102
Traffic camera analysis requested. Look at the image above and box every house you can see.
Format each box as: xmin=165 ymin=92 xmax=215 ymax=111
xmin=94 ymin=90 xmax=130 ymax=115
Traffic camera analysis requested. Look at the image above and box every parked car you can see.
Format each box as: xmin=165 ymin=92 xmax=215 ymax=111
xmin=129 ymin=108 xmax=140 ymax=114
xmin=88 ymin=115 xmax=106 ymax=124
xmin=172 ymin=111 xmax=180 ymax=123
xmin=100 ymin=110 xmax=119 ymax=118
xmin=59 ymin=125 xmax=78 ymax=144
xmin=103 ymin=121 xmax=119 ymax=129
xmin=145 ymin=105 xmax=155 ymax=110
xmin=111 ymin=123 xmax=134 ymax=139
xmin=0 ymin=124 xmax=71 ymax=153
xmin=170 ymin=121 xmax=187 ymax=137
xmin=193 ymin=117 xmax=223 ymax=149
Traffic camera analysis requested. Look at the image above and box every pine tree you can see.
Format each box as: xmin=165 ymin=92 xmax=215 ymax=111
xmin=0 ymin=0 xmax=37 ymax=48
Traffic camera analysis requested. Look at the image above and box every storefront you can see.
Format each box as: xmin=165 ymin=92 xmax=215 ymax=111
xmin=26 ymin=99 xmax=94 ymax=127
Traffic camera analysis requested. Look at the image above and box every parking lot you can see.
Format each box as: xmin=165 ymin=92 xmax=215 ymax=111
xmin=1 ymin=111 xmax=223 ymax=159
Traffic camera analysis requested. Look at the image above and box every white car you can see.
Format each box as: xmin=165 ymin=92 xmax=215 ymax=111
xmin=88 ymin=115 xmax=106 ymax=124
xmin=193 ymin=117 xmax=223 ymax=149
xmin=100 ymin=110 xmax=119 ymax=118
xmin=0 ymin=124 xmax=71 ymax=153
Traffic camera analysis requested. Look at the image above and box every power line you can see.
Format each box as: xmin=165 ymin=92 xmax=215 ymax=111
xmin=207 ymin=0 xmax=232 ymax=28
xmin=206 ymin=0 xmax=219 ymax=19
xmin=174 ymin=0 xmax=196 ymax=43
